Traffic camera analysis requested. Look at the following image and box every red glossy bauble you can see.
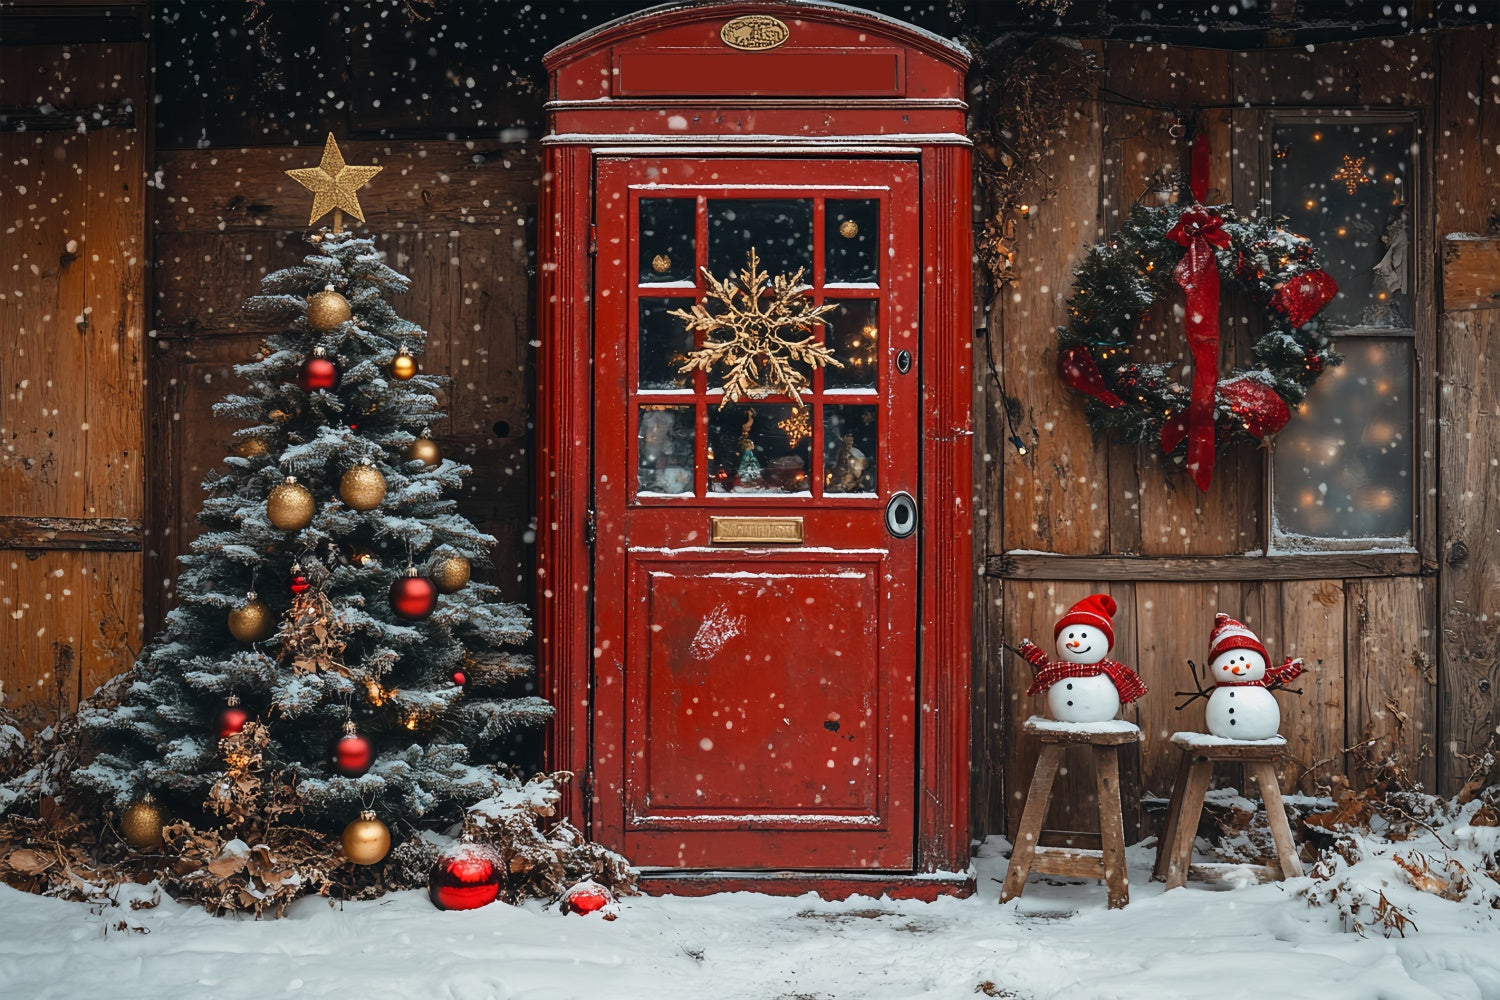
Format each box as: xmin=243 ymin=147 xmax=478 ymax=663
xmin=331 ymin=726 xmax=374 ymax=778
xmin=214 ymin=702 xmax=249 ymax=739
xmin=451 ymin=670 xmax=467 ymax=687
xmin=428 ymin=843 xmax=502 ymax=911
xmin=289 ymin=572 xmax=311 ymax=596
xmin=300 ymin=352 xmax=339 ymax=392
xmin=389 ymin=570 xmax=437 ymax=621
xmin=560 ymin=880 xmax=616 ymax=917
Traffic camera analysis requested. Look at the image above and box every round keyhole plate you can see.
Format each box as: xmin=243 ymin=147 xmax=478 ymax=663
xmin=885 ymin=491 xmax=917 ymax=538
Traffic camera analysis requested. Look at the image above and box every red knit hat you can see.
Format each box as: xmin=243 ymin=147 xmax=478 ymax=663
xmin=1053 ymin=594 xmax=1117 ymax=648
xmin=1208 ymin=612 xmax=1268 ymax=662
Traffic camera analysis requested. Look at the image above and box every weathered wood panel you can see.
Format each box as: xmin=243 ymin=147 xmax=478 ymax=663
xmin=1 ymin=129 xmax=92 ymax=519
xmin=996 ymin=99 xmax=1108 ymax=556
xmin=1442 ymin=237 xmax=1500 ymax=311
xmin=1433 ymin=26 xmax=1500 ymax=793
xmin=1435 ymin=28 xmax=1500 ymax=238
xmin=0 ymin=552 xmax=84 ymax=713
xmin=973 ymin=575 xmax=1007 ymax=841
xmin=0 ymin=41 xmax=147 ymax=713
xmin=1437 ymin=310 xmax=1500 ymax=789
xmin=1346 ymin=576 xmax=1438 ymax=790
xmin=1276 ymin=579 xmax=1348 ymax=791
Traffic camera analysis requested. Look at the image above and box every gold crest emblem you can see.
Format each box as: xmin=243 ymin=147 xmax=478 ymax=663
xmin=720 ymin=15 xmax=790 ymax=51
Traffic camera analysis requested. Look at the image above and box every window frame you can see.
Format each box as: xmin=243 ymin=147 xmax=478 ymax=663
xmin=1253 ymin=107 xmax=1435 ymax=567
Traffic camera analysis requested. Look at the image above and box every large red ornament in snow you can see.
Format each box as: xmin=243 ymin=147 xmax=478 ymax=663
xmin=213 ymin=698 xmax=249 ymax=739
xmin=389 ymin=568 xmax=437 ymax=621
xmin=429 ymin=843 xmax=502 ymax=911
xmin=330 ymin=722 xmax=374 ymax=777
xmin=560 ymin=880 xmax=616 ymax=918
xmin=299 ymin=349 xmax=339 ymax=392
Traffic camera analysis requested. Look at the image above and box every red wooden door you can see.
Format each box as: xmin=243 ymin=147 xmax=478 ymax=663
xmin=592 ymin=157 xmax=921 ymax=870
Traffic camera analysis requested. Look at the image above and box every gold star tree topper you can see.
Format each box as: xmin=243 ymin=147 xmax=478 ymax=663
xmin=285 ymin=133 xmax=382 ymax=231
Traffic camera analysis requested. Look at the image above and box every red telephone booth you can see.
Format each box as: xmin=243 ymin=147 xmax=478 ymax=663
xmin=537 ymin=1 xmax=973 ymax=897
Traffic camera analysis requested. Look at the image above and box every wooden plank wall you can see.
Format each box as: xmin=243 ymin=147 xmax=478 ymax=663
xmin=0 ymin=40 xmax=147 ymax=722
xmin=978 ymin=29 xmax=1500 ymax=841
xmin=149 ymin=143 xmax=540 ymax=626
xmin=1435 ymin=27 xmax=1500 ymax=792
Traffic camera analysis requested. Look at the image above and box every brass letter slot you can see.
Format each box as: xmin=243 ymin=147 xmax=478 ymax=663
xmin=710 ymin=516 xmax=804 ymax=545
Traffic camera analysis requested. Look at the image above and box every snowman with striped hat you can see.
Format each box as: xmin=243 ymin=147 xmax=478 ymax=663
xmin=1203 ymin=612 xmax=1304 ymax=740
xmin=1018 ymin=594 xmax=1146 ymax=723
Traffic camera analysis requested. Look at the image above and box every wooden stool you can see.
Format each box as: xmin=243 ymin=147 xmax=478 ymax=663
xmin=1152 ymin=732 xmax=1305 ymax=889
xmin=1000 ymin=717 xmax=1141 ymax=910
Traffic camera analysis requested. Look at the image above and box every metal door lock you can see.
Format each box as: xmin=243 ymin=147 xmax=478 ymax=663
xmin=885 ymin=491 xmax=917 ymax=538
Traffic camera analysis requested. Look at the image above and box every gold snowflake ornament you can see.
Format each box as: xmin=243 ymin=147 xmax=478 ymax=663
xmin=671 ymin=248 xmax=842 ymax=407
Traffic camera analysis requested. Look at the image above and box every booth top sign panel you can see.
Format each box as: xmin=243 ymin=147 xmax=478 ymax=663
xmin=542 ymin=0 xmax=971 ymax=141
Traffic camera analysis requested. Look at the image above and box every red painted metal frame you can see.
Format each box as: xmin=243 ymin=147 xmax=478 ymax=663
xmin=537 ymin=1 xmax=973 ymax=889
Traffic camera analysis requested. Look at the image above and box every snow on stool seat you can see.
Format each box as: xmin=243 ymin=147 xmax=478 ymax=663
xmin=1152 ymin=731 xmax=1304 ymax=890
xmin=999 ymin=717 xmax=1143 ymax=910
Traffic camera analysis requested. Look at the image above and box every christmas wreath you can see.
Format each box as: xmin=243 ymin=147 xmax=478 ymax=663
xmin=1057 ymin=202 xmax=1341 ymax=491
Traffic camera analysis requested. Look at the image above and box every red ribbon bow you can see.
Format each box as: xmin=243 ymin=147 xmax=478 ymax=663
xmin=1059 ymin=346 xmax=1124 ymax=409
xmin=1160 ymin=206 xmax=1231 ymax=492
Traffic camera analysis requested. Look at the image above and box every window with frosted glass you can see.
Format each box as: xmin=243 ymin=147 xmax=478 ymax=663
xmin=1270 ymin=117 xmax=1416 ymax=548
xmin=1272 ymin=339 xmax=1413 ymax=543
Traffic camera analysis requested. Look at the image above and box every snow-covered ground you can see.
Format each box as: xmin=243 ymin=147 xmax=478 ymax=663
xmin=4 ymin=828 xmax=1499 ymax=1000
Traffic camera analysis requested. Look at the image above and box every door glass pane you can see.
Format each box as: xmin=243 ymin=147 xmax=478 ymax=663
xmin=638 ymin=405 xmax=696 ymax=495
xmin=824 ymin=405 xmax=878 ymax=494
xmin=823 ymin=299 xmax=879 ymax=390
xmin=1271 ymin=121 xmax=1413 ymax=329
xmin=706 ymin=403 xmax=812 ymax=494
xmin=639 ymin=299 xmax=694 ymax=390
xmin=638 ymin=198 xmax=696 ymax=284
xmin=1272 ymin=339 xmax=1413 ymax=544
xmin=707 ymin=199 xmax=813 ymax=280
xmin=825 ymin=199 xmax=879 ymax=283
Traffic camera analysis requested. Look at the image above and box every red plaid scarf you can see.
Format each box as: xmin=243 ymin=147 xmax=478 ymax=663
xmin=1024 ymin=654 xmax=1148 ymax=704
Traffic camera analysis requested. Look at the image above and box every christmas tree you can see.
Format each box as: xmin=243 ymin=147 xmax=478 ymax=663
xmin=73 ymin=137 xmax=552 ymax=856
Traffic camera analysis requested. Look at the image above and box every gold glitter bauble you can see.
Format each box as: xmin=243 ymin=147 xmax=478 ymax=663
xmin=838 ymin=220 xmax=859 ymax=238
xmin=390 ymin=349 xmax=418 ymax=381
xmin=228 ymin=594 xmax=275 ymax=642
xmin=121 ymin=797 xmax=165 ymax=849
xmin=234 ymin=437 xmax=270 ymax=459
xmin=339 ymin=463 xmax=387 ymax=511
xmin=307 ymin=286 xmax=351 ymax=331
xmin=404 ymin=436 xmax=441 ymax=467
xmin=267 ymin=477 xmax=315 ymax=530
xmin=432 ymin=555 xmax=471 ymax=594
xmin=342 ymin=811 xmax=391 ymax=865
xmin=651 ymin=254 xmax=672 ymax=274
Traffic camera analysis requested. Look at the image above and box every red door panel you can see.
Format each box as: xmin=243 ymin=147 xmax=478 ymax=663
xmin=592 ymin=157 xmax=920 ymax=870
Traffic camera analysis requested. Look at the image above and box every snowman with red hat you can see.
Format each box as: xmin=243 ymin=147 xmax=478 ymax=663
xmin=1203 ymin=612 xmax=1304 ymax=740
xmin=1017 ymin=594 xmax=1147 ymax=723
